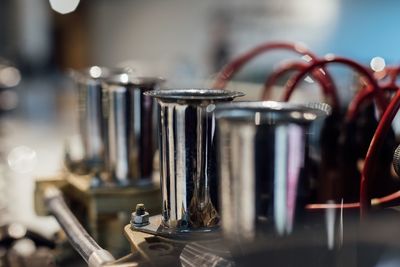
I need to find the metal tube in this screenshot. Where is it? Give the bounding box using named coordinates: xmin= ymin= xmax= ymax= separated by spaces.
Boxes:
xmin=103 ymin=75 xmax=164 ymax=185
xmin=215 ymin=101 xmax=330 ymax=244
xmin=145 ymin=89 xmax=244 ymax=232
xmin=71 ymin=67 xmax=126 ymax=173
xmin=43 ymin=187 xmax=115 ymax=267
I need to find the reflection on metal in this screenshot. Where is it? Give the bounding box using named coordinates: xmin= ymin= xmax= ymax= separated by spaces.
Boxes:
xmin=70 ymin=67 xmax=127 ymax=175
xmin=34 ymin=171 xmax=161 ymax=257
xmin=103 ymin=75 xmax=164 ymax=185
xmin=325 ymin=200 xmax=336 ymax=250
xmin=44 ymin=187 xmax=116 ymax=266
xmin=216 ymin=101 xmax=330 ymax=244
xmin=125 ymin=221 xmax=231 ymax=267
xmin=180 ymin=240 xmax=233 ymax=267
xmin=130 ymin=214 xmax=220 ymax=241
xmin=145 ymin=89 xmax=244 ymax=232
xmin=339 ymin=198 xmax=344 ymax=248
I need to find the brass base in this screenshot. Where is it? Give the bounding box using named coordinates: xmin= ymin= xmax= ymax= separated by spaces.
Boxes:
xmin=124 ymin=223 xmax=231 ymax=267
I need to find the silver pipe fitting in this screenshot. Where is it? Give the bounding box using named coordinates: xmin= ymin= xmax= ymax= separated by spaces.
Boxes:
xmin=215 ymin=101 xmax=330 ymax=244
xmin=145 ymin=89 xmax=244 ymax=232
xmin=103 ymin=75 xmax=164 ymax=185
xmin=70 ymin=66 xmax=126 ymax=173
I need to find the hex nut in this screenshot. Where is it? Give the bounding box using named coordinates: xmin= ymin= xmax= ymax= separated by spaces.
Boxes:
xmin=131 ymin=211 xmax=150 ymax=227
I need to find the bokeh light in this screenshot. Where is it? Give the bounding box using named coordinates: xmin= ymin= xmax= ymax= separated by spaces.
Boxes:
xmin=7 ymin=146 xmax=38 ymax=174
xmin=89 ymin=66 xmax=102 ymax=78
xmin=370 ymin=56 xmax=386 ymax=72
xmin=0 ymin=66 xmax=21 ymax=88
xmin=49 ymin=0 xmax=80 ymax=15
xmin=120 ymin=73 xmax=129 ymax=83
xmin=0 ymin=90 xmax=18 ymax=110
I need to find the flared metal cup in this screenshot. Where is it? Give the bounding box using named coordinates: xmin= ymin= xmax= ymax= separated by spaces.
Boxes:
xmin=215 ymin=101 xmax=330 ymax=245
xmin=70 ymin=66 xmax=127 ymax=172
xmin=103 ymin=74 xmax=165 ymax=185
xmin=145 ymin=89 xmax=244 ymax=232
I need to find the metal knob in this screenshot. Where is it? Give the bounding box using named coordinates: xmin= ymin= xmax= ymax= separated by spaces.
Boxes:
xmin=393 ymin=145 xmax=400 ymax=177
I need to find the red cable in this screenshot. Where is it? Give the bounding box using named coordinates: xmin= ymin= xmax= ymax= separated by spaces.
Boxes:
xmin=387 ymin=66 xmax=400 ymax=86
xmin=261 ymin=61 xmax=306 ymax=100
xmin=360 ymin=89 xmax=400 ymax=217
xmin=346 ymin=86 xmax=397 ymax=122
xmin=260 ymin=61 xmax=336 ymax=107
xmin=212 ymin=41 xmax=339 ymax=108
xmin=306 ymin=190 xmax=400 ymax=210
xmin=282 ymin=57 xmax=389 ymax=116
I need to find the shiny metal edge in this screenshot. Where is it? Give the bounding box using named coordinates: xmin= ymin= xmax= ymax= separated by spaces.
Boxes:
xmin=104 ymin=74 xmax=166 ymax=87
xmin=69 ymin=66 xmax=128 ymax=82
xmin=215 ymin=101 xmax=331 ymax=122
xmin=144 ymin=89 xmax=245 ymax=100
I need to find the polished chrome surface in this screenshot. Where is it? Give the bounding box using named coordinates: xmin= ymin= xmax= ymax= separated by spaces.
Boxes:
xmin=104 ymin=75 xmax=164 ymax=185
xmin=145 ymin=88 xmax=244 ymax=101
xmin=216 ymin=101 xmax=330 ymax=244
xmin=71 ymin=67 xmax=126 ymax=172
xmin=215 ymin=101 xmax=331 ymax=122
xmin=146 ymin=89 xmax=244 ymax=231
xmin=44 ymin=187 xmax=115 ymax=265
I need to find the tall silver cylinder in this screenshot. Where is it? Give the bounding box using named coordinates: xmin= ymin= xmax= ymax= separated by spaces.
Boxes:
xmin=215 ymin=101 xmax=330 ymax=245
xmin=145 ymin=89 xmax=244 ymax=231
xmin=103 ymin=75 xmax=164 ymax=185
xmin=71 ymin=66 xmax=126 ymax=171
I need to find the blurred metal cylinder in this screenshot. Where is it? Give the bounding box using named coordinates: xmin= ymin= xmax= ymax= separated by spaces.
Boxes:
xmin=71 ymin=66 xmax=125 ymax=171
xmin=215 ymin=101 xmax=330 ymax=244
xmin=104 ymin=75 xmax=164 ymax=185
xmin=145 ymin=89 xmax=244 ymax=231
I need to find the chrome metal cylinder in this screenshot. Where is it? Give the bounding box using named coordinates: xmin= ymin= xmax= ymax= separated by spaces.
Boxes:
xmin=215 ymin=101 xmax=330 ymax=244
xmin=145 ymin=89 xmax=244 ymax=231
xmin=104 ymin=75 xmax=164 ymax=185
xmin=71 ymin=67 xmax=125 ymax=171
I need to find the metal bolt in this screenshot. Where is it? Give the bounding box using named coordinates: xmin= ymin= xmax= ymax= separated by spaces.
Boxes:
xmin=131 ymin=203 xmax=150 ymax=227
xmin=135 ymin=203 xmax=146 ymax=215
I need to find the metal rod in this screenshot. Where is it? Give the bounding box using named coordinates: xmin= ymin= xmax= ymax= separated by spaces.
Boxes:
xmin=44 ymin=187 xmax=115 ymax=267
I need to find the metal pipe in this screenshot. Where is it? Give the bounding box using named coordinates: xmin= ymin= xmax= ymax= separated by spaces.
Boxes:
xmin=145 ymin=89 xmax=244 ymax=232
xmin=70 ymin=66 xmax=127 ymax=173
xmin=215 ymin=101 xmax=330 ymax=244
xmin=43 ymin=187 xmax=115 ymax=267
xmin=103 ymin=75 xmax=165 ymax=185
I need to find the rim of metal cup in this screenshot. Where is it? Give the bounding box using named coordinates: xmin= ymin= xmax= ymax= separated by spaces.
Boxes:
xmin=69 ymin=66 xmax=129 ymax=84
xmin=214 ymin=101 xmax=331 ymax=123
xmin=104 ymin=73 xmax=166 ymax=87
xmin=144 ymin=89 xmax=245 ymax=101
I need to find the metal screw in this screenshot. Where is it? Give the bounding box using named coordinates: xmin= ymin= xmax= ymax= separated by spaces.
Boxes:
xmin=135 ymin=203 xmax=146 ymax=215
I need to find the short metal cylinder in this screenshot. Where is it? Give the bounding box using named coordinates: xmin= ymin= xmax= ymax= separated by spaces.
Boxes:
xmin=71 ymin=66 xmax=125 ymax=171
xmin=104 ymin=75 xmax=164 ymax=185
xmin=215 ymin=101 xmax=330 ymax=244
xmin=145 ymin=89 xmax=244 ymax=231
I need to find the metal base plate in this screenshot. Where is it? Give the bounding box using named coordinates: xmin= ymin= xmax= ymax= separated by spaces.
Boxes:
xmin=130 ymin=215 xmax=221 ymax=241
